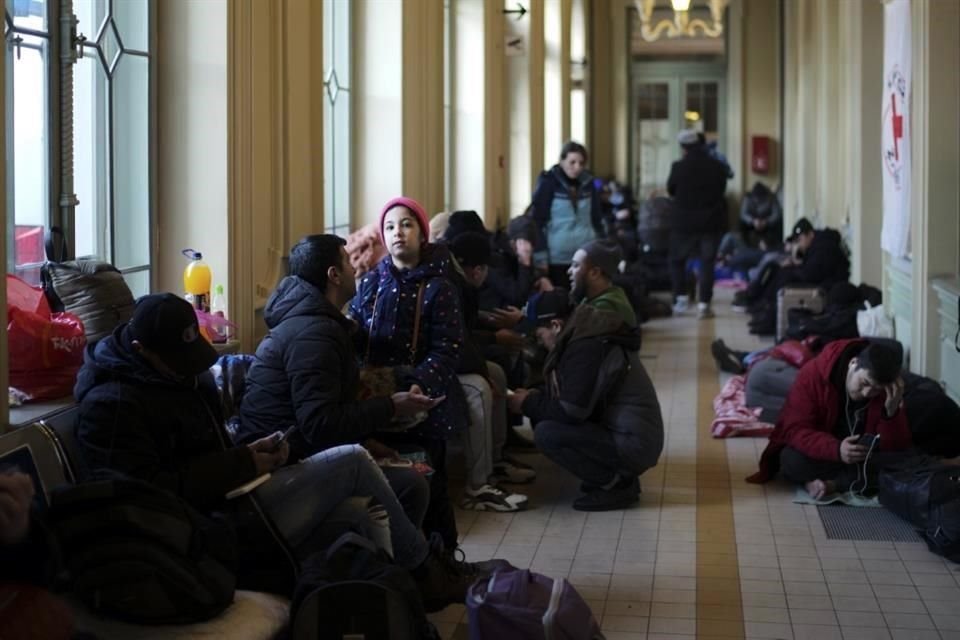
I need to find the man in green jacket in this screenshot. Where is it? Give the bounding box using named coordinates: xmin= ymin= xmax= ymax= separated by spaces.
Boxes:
xmin=568 ymin=240 xmax=637 ymax=327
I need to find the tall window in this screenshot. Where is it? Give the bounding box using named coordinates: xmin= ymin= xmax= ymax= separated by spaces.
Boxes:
xmin=322 ymin=0 xmax=351 ymax=236
xmin=4 ymin=0 xmax=153 ymax=295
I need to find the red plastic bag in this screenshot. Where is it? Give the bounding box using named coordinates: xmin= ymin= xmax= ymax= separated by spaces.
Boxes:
xmin=6 ymin=274 xmax=86 ymax=400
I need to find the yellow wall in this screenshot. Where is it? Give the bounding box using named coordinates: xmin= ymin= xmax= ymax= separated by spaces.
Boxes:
xmin=156 ymin=0 xmax=229 ymax=303
xmin=741 ymin=0 xmax=780 ymax=192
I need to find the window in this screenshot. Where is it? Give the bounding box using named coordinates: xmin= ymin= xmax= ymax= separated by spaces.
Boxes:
xmin=322 ymin=0 xmax=351 ymax=236
xmin=4 ymin=0 xmax=153 ymax=295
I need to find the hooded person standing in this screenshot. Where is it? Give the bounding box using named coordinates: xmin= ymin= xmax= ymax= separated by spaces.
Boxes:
xmin=666 ymin=129 xmax=729 ymax=319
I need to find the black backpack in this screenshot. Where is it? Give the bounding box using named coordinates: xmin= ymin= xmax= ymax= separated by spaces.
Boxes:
xmin=41 ymin=227 xmax=136 ymax=343
xmin=47 ymin=475 xmax=238 ymax=624
xmin=879 ymin=463 xmax=960 ymax=563
xmin=290 ymin=532 xmax=439 ymax=640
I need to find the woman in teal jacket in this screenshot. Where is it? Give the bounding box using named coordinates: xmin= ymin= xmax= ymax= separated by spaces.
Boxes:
xmin=531 ymin=141 xmax=604 ymax=286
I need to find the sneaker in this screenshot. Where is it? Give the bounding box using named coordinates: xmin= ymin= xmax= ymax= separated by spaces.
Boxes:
xmin=413 ymin=533 xmax=482 ymax=612
xmin=444 ymin=544 xmax=516 ymax=578
xmin=459 ymin=484 xmax=529 ymax=512
xmin=697 ymin=303 xmax=715 ymax=319
xmin=672 ymin=295 xmax=690 ymax=315
xmin=572 ymin=477 xmax=640 ymax=512
xmin=490 ymin=456 xmax=537 ymax=484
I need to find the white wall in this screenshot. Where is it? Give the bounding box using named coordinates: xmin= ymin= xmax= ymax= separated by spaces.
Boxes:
xmin=157 ymin=0 xmax=229 ymax=304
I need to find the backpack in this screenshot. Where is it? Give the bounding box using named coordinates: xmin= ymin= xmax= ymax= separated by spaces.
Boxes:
xmin=467 ymin=569 xmax=605 ymax=640
xmin=879 ymin=462 xmax=960 ymax=563
xmin=47 ymin=474 xmax=238 ymax=624
xmin=41 ymin=227 xmax=136 ymax=343
xmin=290 ymin=532 xmax=439 ymax=640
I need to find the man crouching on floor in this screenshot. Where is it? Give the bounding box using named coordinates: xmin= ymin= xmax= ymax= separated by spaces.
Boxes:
xmin=507 ymin=289 xmax=664 ymax=511
xmin=747 ymin=339 xmax=913 ymax=498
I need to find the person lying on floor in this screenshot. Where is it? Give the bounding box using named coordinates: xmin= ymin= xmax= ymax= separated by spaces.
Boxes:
xmin=507 ymin=290 xmax=663 ymax=511
xmin=74 ymin=293 xmax=500 ymax=611
xmin=746 ymin=339 xmax=914 ymax=499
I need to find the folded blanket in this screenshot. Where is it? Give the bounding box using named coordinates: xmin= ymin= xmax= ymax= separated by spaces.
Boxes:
xmin=711 ymin=374 xmax=775 ymax=438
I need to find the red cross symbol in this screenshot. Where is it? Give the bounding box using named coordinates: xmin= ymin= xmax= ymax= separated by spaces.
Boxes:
xmin=891 ymin=93 xmax=903 ymax=161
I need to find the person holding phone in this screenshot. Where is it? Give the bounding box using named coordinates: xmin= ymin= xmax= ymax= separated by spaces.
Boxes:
xmin=748 ymin=340 xmax=914 ymax=498
xmin=238 ymin=234 xmax=442 ymax=530
xmin=75 ymin=294 xmax=493 ymax=610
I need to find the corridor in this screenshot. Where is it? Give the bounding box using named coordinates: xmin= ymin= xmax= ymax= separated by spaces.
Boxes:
xmin=432 ymin=290 xmax=960 ymax=640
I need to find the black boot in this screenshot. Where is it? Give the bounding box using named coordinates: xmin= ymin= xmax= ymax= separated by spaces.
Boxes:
xmin=573 ymin=476 xmax=641 ymax=512
xmin=711 ymin=339 xmax=746 ymax=374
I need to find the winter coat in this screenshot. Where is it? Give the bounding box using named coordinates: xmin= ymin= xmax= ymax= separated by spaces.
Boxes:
xmin=584 ymin=285 xmax=638 ymax=328
xmin=747 ymin=339 xmax=912 ymax=483
xmin=666 ymin=146 xmax=729 ymax=234
xmin=348 ymin=244 xmax=468 ymax=438
xmin=531 ymin=165 xmax=603 ymax=266
xmin=478 ymin=231 xmax=537 ymax=311
xmin=236 ymin=276 xmax=394 ymax=461
xmin=783 ymin=228 xmax=850 ymax=288
xmin=739 ymin=183 xmax=783 ymax=246
xmin=522 ymin=306 xmax=664 ymax=474
xmin=73 ymin=326 xmax=296 ymax=593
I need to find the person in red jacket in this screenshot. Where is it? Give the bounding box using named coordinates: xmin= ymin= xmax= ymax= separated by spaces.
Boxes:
xmin=747 ymin=339 xmax=911 ymax=498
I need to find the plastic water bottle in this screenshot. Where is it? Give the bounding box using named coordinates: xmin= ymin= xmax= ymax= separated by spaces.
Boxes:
xmin=182 ymin=249 xmax=212 ymax=312
xmin=210 ymin=285 xmax=228 ymax=343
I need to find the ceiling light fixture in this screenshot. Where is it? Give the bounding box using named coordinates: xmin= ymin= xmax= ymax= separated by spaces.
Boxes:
xmin=635 ymin=0 xmax=729 ymax=42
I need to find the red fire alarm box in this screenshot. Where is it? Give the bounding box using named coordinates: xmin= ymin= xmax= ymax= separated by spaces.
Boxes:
xmin=751 ymin=136 xmax=772 ymax=174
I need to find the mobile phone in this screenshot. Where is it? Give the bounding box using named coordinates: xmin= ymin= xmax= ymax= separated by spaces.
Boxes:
xmin=856 ymin=433 xmax=880 ymax=449
xmin=271 ymin=424 xmax=298 ymax=451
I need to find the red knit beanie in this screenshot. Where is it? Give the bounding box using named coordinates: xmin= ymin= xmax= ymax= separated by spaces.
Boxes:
xmin=379 ymin=197 xmax=430 ymax=244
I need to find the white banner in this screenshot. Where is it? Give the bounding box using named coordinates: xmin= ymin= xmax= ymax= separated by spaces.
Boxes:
xmin=881 ymin=0 xmax=911 ymax=258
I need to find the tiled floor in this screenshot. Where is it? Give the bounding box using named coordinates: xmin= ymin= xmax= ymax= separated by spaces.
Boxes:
xmin=429 ymin=289 xmax=960 ymax=639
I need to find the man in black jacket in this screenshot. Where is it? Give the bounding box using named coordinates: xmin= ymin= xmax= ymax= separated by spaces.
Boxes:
xmin=667 ymin=129 xmax=729 ymax=319
xmin=745 ymin=218 xmax=851 ymax=334
xmin=237 ymin=235 xmax=437 ymax=528
xmin=508 ymin=290 xmax=664 ymax=511
xmin=75 ymin=293 xmax=482 ymax=610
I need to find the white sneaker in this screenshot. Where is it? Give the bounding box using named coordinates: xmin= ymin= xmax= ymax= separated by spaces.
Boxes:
xmin=697 ymin=303 xmax=715 ymax=319
xmin=490 ymin=456 xmax=537 ymax=484
xmin=459 ymin=484 xmax=529 ymax=512
xmin=672 ymin=295 xmax=690 ymax=315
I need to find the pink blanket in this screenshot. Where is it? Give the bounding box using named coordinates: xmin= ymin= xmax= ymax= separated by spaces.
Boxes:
xmin=711 ymin=374 xmax=774 ymax=438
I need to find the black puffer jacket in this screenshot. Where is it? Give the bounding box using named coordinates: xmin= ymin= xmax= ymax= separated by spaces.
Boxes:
xmin=784 ymin=228 xmax=850 ymax=288
xmin=522 ymin=306 xmax=664 ymax=475
xmin=73 ymin=326 xmax=295 ymax=593
xmin=666 ymin=146 xmax=729 ymax=233
xmin=236 ymin=276 xmax=394 ymax=461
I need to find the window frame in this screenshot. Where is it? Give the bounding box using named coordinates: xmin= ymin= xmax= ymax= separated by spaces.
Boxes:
xmin=4 ymin=0 xmax=156 ymax=293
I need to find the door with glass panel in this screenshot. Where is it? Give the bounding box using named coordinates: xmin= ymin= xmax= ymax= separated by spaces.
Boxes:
xmin=631 ymin=64 xmax=726 ymax=200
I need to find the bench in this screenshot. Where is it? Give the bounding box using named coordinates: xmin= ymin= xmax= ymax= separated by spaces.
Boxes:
xmin=0 ymin=407 xmax=291 ymax=639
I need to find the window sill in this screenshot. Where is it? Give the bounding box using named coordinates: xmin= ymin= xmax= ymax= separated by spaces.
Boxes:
xmin=9 ymin=396 xmax=75 ymax=429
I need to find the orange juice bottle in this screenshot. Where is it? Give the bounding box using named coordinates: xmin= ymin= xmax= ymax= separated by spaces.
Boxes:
xmin=182 ymin=249 xmax=212 ymax=312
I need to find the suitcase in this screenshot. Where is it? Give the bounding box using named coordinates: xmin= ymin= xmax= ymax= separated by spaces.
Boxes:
xmin=776 ymin=286 xmax=824 ymax=342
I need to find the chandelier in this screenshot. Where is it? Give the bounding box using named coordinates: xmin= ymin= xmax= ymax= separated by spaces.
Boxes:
xmin=635 ymin=0 xmax=729 ymax=42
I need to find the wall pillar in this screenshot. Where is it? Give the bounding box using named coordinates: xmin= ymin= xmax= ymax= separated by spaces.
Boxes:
xmin=529 ymin=0 xmax=546 ymax=189
xmin=588 ymin=0 xmax=613 ymax=177
xmin=402 ymin=0 xmax=445 ymax=216
xmin=227 ymin=0 xmax=324 ymax=350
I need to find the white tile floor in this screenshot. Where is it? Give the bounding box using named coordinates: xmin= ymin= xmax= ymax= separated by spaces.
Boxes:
xmin=428 ymin=289 xmax=960 ymax=639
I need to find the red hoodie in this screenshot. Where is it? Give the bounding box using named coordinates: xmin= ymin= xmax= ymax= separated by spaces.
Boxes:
xmin=746 ymin=338 xmax=912 ymax=483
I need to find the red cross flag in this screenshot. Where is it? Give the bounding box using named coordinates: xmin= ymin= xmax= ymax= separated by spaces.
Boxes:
xmin=881 ymin=0 xmax=911 ymax=258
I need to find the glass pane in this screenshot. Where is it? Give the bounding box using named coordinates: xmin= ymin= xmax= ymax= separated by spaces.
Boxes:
xmin=113 ymin=0 xmax=149 ymax=52
xmin=112 ymin=53 xmax=150 ymax=269
xmin=324 ymin=89 xmax=351 ymax=234
xmin=332 ymin=0 xmax=349 ymax=89
xmin=74 ymin=0 xmax=108 ymax=42
xmin=123 ymin=269 xmax=150 ymax=298
xmin=10 ymin=33 xmax=49 ymax=267
xmin=9 ymin=0 xmax=46 ymax=30
xmin=74 ymin=48 xmax=109 ymax=259
xmin=322 ymin=0 xmax=332 ymax=76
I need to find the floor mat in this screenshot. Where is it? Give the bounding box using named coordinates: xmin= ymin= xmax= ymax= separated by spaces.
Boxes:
xmin=817 ymin=504 xmax=922 ymax=542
